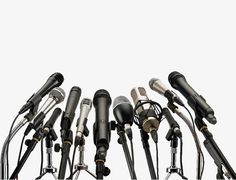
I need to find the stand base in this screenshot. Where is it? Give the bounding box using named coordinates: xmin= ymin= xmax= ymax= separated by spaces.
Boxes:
xmin=165 ymin=167 xmax=188 ymax=180
xmin=35 ymin=166 xmax=57 ymax=180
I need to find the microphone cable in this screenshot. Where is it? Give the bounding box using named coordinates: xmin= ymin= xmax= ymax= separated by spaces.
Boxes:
xmin=183 ymin=105 xmax=205 ymax=179
xmin=40 ymin=139 xmax=44 ymax=176
xmin=68 ymin=145 xmax=77 ymax=179
xmin=6 ymin=113 xmax=20 ymax=179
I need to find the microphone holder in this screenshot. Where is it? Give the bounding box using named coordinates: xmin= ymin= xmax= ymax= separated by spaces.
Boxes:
xmin=111 ymin=122 xmax=137 ymax=180
xmin=35 ymin=129 xmax=58 ymax=180
xmin=167 ymin=102 xmax=203 ymax=179
xmin=139 ymin=129 xmax=157 ymax=180
xmin=195 ymin=115 xmax=236 ymax=179
xmin=165 ymin=129 xmax=188 ymax=180
xmin=70 ymin=136 xmax=96 ymax=180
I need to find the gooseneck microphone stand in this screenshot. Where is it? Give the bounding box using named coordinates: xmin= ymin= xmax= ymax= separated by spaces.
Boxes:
xmin=195 ymin=114 xmax=236 ymax=179
xmin=165 ymin=129 xmax=187 ymax=180
xmin=35 ymin=129 xmax=58 ymax=179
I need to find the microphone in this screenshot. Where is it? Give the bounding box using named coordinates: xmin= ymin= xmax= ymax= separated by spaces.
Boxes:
xmin=93 ymin=89 xmax=112 ymax=178
xmin=168 ymin=71 xmax=217 ymax=124
xmin=149 ymin=78 xmax=184 ymax=106
xmin=58 ymin=86 xmax=81 ymax=180
xmin=162 ymin=108 xmax=182 ymax=138
xmin=19 ymin=72 xmax=64 ymax=114
xmin=24 ymin=87 xmax=65 ymax=136
xmin=75 ymin=98 xmax=92 ymax=146
xmin=10 ymin=108 xmax=61 ymax=179
xmin=60 ymin=86 xmax=81 ymax=136
xmin=113 ymin=96 xmax=134 ymax=140
xmin=131 ymin=87 xmax=161 ymax=143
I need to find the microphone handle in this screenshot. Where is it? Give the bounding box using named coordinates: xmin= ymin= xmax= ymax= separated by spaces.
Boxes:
xmin=58 ymin=130 xmax=73 ymax=179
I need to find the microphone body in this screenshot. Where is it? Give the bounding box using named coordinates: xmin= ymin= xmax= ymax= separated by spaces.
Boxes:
xmin=162 ymin=108 xmax=182 ymax=137
xmin=10 ymin=108 xmax=61 ymax=179
xmin=19 ymin=72 xmax=64 ymax=114
xmin=149 ymin=78 xmax=184 ymax=106
xmin=93 ymin=89 xmax=112 ymax=178
xmin=75 ymin=98 xmax=92 ymax=146
xmin=58 ymin=86 xmax=81 ymax=180
xmin=168 ymin=71 xmax=216 ymax=124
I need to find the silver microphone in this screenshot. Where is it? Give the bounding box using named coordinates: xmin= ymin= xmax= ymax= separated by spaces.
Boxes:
xmin=149 ymin=78 xmax=184 ymax=106
xmin=75 ymin=98 xmax=92 ymax=144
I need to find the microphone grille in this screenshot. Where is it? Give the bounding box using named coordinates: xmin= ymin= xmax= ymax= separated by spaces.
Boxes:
xmin=113 ymin=96 xmax=131 ymax=109
xmin=168 ymin=71 xmax=184 ymax=85
xmin=51 ymin=72 xmax=64 ymax=85
xmin=149 ymin=78 xmax=159 ymax=90
xmin=50 ymin=87 xmax=66 ymax=103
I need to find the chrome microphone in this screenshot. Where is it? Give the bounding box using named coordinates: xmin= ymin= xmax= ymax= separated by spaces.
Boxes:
xmin=75 ymin=98 xmax=92 ymax=146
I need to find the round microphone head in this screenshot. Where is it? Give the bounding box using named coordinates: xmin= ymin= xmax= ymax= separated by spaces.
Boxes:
xmin=149 ymin=78 xmax=159 ymax=90
xmin=93 ymin=89 xmax=112 ymax=106
xmin=168 ymin=71 xmax=185 ymax=88
xmin=49 ymin=87 xmax=66 ymax=103
xmin=50 ymin=72 xmax=64 ymax=86
xmin=113 ymin=96 xmax=134 ymax=126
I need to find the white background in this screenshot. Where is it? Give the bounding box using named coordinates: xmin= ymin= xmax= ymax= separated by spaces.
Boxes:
xmin=0 ymin=1 xmax=236 ymax=179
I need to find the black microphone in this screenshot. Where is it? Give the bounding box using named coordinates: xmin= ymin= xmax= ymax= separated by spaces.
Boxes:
xmin=93 ymin=89 xmax=112 ymax=178
xmin=131 ymin=87 xmax=161 ymax=143
xmin=168 ymin=71 xmax=217 ymax=124
xmin=75 ymin=98 xmax=92 ymax=146
xmin=162 ymin=107 xmax=182 ymax=138
xmin=113 ymin=96 xmax=134 ymax=140
xmin=10 ymin=108 xmax=61 ymax=179
xmin=58 ymin=86 xmax=81 ymax=180
xmin=149 ymin=78 xmax=184 ymax=106
xmin=19 ymin=72 xmax=64 ymax=114
xmin=60 ymin=86 xmax=81 ymax=136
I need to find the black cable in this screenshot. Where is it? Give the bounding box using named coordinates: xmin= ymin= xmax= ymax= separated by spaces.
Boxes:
xmin=40 ymin=139 xmax=44 ymax=176
xmin=130 ymin=139 xmax=135 ymax=168
xmin=155 ymin=143 xmax=159 ymax=180
xmin=6 ymin=113 xmax=20 ymax=179
xmin=69 ymin=145 xmax=77 ymax=179
xmin=183 ymin=105 xmax=205 ymax=179
xmin=180 ymin=137 xmax=184 ymax=175
xmin=17 ymin=135 xmax=26 ymax=164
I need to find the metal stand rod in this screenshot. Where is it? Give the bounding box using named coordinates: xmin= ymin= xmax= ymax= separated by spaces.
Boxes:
xmin=35 ymin=133 xmax=57 ymax=180
xmin=117 ymin=130 xmax=137 ymax=180
xmin=140 ymin=129 xmax=157 ymax=180
xmin=165 ymin=136 xmax=187 ymax=180
xmin=72 ymin=137 xmax=96 ymax=180
xmin=168 ymin=103 xmax=203 ymax=179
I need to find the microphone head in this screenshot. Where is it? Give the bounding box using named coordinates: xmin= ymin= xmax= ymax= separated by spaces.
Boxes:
xmin=49 ymin=87 xmax=66 ymax=103
xmin=93 ymin=89 xmax=112 ymax=107
xmin=168 ymin=71 xmax=185 ymax=89
xmin=149 ymin=78 xmax=167 ymax=95
xmin=49 ymin=72 xmax=64 ymax=86
xmin=113 ymin=96 xmax=134 ymax=126
xmin=131 ymin=87 xmax=148 ymax=106
xmin=81 ymin=98 xmax=92 ymax=108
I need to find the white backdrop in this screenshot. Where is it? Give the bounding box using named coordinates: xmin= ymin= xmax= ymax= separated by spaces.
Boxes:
xmin=0 ymin=1 xmax=236 ymax=179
